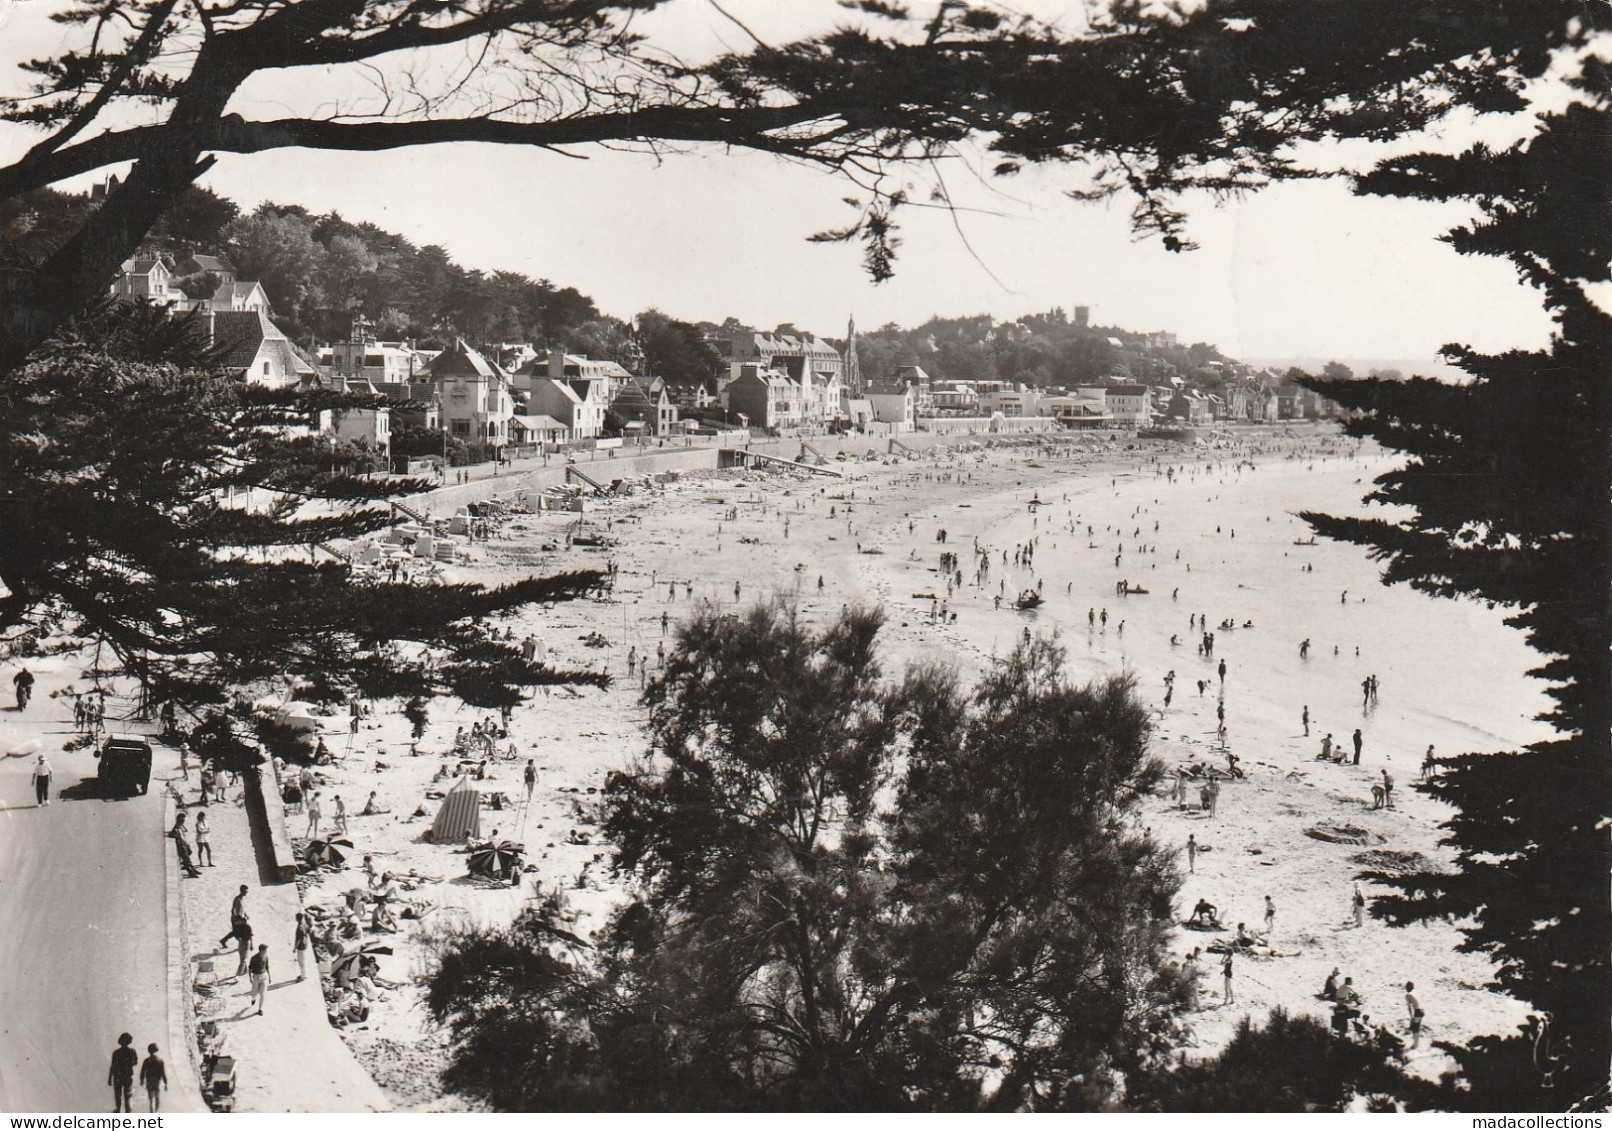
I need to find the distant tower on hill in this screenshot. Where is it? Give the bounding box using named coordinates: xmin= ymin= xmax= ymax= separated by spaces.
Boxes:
xmin=1075 ymin=305 xmax=1091 ymax=329
xmin=843 ymin=315 xmax=863 ymax=395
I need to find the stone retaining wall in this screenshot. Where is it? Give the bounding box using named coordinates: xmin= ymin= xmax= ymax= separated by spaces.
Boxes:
xmin=244 ymin=760 xmax=299 ymax=883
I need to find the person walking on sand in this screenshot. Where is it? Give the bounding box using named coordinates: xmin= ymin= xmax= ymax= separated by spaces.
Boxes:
xmin=1421 ymin=744 xmax=1436 ymax=780
xmin=31 ymin=753 xmax=51 ymax=806
xmin=13 ymin=665 xmax=34 ymax=710
xmin=1381 ymin=768 xmax=1395 ymax=809
xmin=220 ymin=885 xmax=249 ymax=950
xmin=305 ymin=791 xmax=322 ymax=839
xmin=294 ymin=912 xmax=310 ymax=981
xmin=1221 ymin=951 xmax=1235 ymax=1005
xmin=524 ymin=759 xmax=537 ymax=797
xmin=1186 ymin=834 xmax=1198 ymax=874
xmin=248 ymin=944 xmax=270 ymax=1015
xmin=1264 ymin=895 xmax=1276 ymax=935
xmin=233 ymin=916 xmax=255 ymax=978
xmin=1352 ymin=728 xmax=1363 ymax=765
xmin=1302 ymin=705 xmax=1310 ymax=737
xmin=139 ymin=1044 xmax=166 ymax=1112
xmin=1352 ymin=883 xmax=1367 ymax=929
xmin=108 ymin=1033 xmax=137 ymax=1113
xmin=1405 ymin=982 xmax=1424 ymax=1049
xmin=333 ymin=794 xmax=348 ymax=835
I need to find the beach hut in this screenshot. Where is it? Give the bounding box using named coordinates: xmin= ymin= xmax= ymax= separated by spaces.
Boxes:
xmin=428 ymin=778 xmax=481 ymax=843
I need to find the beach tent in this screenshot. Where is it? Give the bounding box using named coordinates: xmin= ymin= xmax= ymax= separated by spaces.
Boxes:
xmin=429 ymin=778 xmax=481 ymax=843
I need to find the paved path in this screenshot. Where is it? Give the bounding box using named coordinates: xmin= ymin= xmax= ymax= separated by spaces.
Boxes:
xmin=0 ymin=685 xmax=202 ymax=1113
xmin=177 ymin=766 xmax=390 ymax=1112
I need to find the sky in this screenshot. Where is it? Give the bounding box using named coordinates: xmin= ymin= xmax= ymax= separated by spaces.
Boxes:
xmin=0 ymin=0 xmax=1563 ymax=371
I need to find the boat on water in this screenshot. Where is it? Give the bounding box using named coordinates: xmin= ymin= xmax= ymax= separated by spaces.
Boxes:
xmin=1015 ymin=590 xmax=1044 ymax=610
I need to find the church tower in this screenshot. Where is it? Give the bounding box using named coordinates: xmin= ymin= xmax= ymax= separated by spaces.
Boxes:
xmin=843 ymin=315 xmax=863 ymax=395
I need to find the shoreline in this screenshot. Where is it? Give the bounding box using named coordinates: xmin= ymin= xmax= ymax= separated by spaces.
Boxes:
xmin=301 ymin=427 xmax=1546 ymax=1107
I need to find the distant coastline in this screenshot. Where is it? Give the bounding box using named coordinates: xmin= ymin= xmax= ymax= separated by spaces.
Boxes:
xmin=1246 ymin=357 xmax=1464 ymax=380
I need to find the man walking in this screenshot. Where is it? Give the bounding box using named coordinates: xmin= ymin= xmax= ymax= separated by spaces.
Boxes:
xmin=523 ymin=759 xmax=537 ymax=798
xmin=108 ymin=1033 xmax=137 ymax=1113
xmin=1302 ymin=705 xmax=1310 ymax=737
xmin=1264 ymin=895 xmax=1276 ymax=935
xmin=13 ymin=665 xmax=34 ymax=710
xmin=1186 ymin=833 xmax=1198 ymax=874
xmin=220 ymin=885 xmax=249 ymax=949
xmin=248 ymin=944 xmax=270 ymax=1015
xmin=305 ymin=791 xmax=322 ymax=839
xmin=139 ymin=1043 xmax=167 ymax=1112
xmin=31 ymin=753 xmax=51 ymax=806
xmin=1381 ymin=768 xmax=1395 ymax=809
xmin=1352 ymin=728 xmax=1363 ymax=765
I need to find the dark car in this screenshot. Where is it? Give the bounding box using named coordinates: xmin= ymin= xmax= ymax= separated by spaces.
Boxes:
xmin=97 ymin=736 xmax=152 ymax=796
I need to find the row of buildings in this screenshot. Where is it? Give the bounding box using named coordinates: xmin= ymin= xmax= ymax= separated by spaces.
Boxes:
xmin=925 ymin=375 xmax=1344 ymax=427
xmin=110 ymin=253 xmax=1341 ymax=459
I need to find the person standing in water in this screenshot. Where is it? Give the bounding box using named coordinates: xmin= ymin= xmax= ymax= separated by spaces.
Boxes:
xmin=1302 ymin=705 xmax=1311 ymax=737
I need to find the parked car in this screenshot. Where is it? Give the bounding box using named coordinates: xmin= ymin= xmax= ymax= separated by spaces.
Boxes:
xmin=97 ymin=736 xmax=152 ymax=796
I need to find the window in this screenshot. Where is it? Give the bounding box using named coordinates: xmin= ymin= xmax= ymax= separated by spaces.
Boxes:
xmin=451 ymin=421 xmax=470 ymax=437
xmin=263 ymin=361 xmax=271 ymax=376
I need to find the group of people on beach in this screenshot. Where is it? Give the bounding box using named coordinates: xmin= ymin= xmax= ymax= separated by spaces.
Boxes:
xmin=1319 ymin=967 xmax=1425 ymax=1051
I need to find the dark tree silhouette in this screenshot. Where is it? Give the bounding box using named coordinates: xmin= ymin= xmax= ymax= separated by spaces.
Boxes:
xmin=1299 ymin=79 xmax=1611 ymax=1110
xmin=0 ymin=0 xmax=1589 ymax=368
xmin=0 ymin=300 xmax=606 ymax=714
xmin=426 ymin=605 xmax=1187 ymax=1110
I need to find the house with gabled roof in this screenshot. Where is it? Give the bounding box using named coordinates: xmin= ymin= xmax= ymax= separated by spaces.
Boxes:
xmin=209 ymin=309 xmax=316 ymax=388
xmin=111 ymin=256 xmax=180 ymax=306
xmin=429 ymin=338 xmax=515 ymax=451
xmin=726 ymin=363 xmax=803 ymax=431
xmin=177 ymin=253 xmax=236 ymax=287
xmin=611 ymin=376 xmax=678 ymax=437
xmin=514 ymin=349 xmax=611 ymax=440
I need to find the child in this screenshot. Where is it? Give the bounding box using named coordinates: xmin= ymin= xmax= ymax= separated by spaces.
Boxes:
xmin=139 ymin=1044 xmax=167 ymax=1112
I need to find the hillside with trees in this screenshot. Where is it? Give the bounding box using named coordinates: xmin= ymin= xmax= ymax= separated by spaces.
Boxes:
xmin=0 ymin=184 xmax=601 ymax=347
xmin=841 ymin=309 xmax=1234 ymax=388
xmin=2 ymin=184 xmax=1235 ymax=390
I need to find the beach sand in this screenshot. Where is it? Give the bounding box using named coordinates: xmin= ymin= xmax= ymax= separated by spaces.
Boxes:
xmin=299 ymin=430 xmax=1550 ymax=1106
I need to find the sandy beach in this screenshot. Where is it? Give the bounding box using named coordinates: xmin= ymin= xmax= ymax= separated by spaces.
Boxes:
xmin=274 ymin=429 xmax=1550 ymax=1107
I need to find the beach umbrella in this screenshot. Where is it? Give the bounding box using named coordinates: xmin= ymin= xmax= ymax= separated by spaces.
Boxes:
xmin=330 ymin=941 xmax=394 ymax=982
xmin=467 ymin=839 xmax=525 ymax=879
xmin=302 ymin=837 xmax=354 ymax=870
